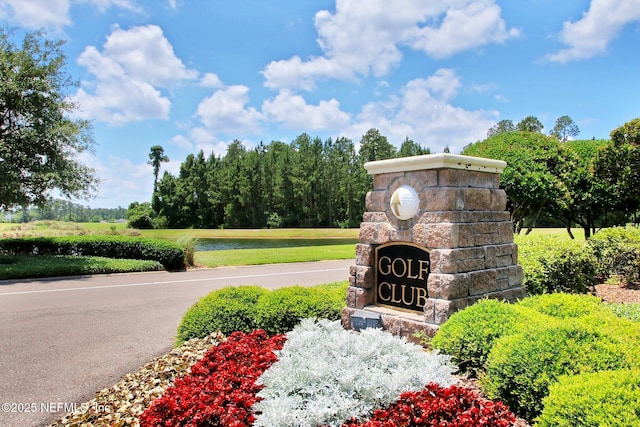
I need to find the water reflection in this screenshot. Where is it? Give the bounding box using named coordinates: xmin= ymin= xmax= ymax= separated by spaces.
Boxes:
xmin=196 ymin=238 xmax=357 ymax=251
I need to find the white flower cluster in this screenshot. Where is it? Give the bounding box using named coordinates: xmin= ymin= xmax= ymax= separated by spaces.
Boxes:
xmin=253 ymin=318 xmax=456 ymax=427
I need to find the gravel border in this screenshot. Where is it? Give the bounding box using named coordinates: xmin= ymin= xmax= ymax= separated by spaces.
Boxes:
xmin=48 ymin=333 xmax=225 ymax=427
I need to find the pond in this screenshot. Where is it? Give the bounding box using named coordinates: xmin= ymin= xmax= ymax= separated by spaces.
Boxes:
xmin=195 ymin=238 xmax=358 ymax=251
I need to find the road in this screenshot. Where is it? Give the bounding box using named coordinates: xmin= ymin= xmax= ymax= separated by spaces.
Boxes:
xmin=0 ymin=259 xmax=353 ymax=427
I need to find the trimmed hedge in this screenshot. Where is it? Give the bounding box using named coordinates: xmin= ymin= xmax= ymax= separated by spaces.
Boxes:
xmin=253 ymin=285 xmax=346 ymax=335
xmin=588 ymin=225 xmax=640 ymax=283
xmin=517 ymin=293 xmax=612 ymax=319
xmin=0 ymin=236 xmax=185 ymax=270
xmin=481 ymin=320 xmax=633 ymax=421
xmin=434 ymin=293 xmax=640 ymax=422
xmin=514 ymin=234 xmax=597 ymax=295
xmin=175 ymin=281 xmax=349 ymax=345
xmin=536 ymin=369 xmax=640 ymax=427
xmin=175 ymin=286 xmax=269 ymax=344
xmin=431 ymin=299 xmax=547 ymax=377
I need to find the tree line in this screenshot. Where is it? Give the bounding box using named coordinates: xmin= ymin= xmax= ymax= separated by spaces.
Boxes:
xmin=131 ymin=129 xmax=430 ymax=229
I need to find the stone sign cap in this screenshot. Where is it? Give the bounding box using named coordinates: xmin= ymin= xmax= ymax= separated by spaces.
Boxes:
xmin=364 ymin=153 xmax=507 ymax=175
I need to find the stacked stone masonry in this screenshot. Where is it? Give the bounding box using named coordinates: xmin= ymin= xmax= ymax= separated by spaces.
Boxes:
xmin=343 ymin=161 xmax=526 ymax=337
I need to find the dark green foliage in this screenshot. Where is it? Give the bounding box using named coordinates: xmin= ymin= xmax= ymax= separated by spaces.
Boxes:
xmin=126 ymin=202 xmax=155 ymax=229
xmin=536 ymin=369 xmax=640 ymax=427
xmin=588 ymin=225 xmax=640 ymax=282
xmin=515 ymin=234 xmax=597 ymax=294
xmin=431 ymin=299 xmax=546 ymax=377
xmin=0 ymin=29 xmax=97 ymax=209
xmin=253 ymin=285 xmax=346 ymax=335
xmin=152 ymin=128 xmax=424 ymax=229
xmin=462 ymin=132 xmax=565 ymax=232
xmin=482 ymin=321 xmax=634 ymax=420
xmin=175 ymin=286 xmax=269 ymax=344
xmin=0 ymin=255 xmax=162 ymax=280
xmin=0 ymin=236 xmax=185 ymax=270
xmin=175 ymin=281 xmax=349 ymax=345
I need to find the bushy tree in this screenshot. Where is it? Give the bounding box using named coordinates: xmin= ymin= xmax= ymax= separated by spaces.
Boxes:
xmin=0 ymin=28 xmax=98 ymax=209
xmin=516 ymin=115 xmax=544 ymax=133
xmin=462 ymin=132 xmax=566 ymax=232
xmin=487 ymin=119 xmax=515 ymax=138
xmin=550 ymin=115 xmax=580 ymax=142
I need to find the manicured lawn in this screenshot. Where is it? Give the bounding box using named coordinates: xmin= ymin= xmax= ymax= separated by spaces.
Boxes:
xmin=195 ymin=244 xmax=355 ymax=267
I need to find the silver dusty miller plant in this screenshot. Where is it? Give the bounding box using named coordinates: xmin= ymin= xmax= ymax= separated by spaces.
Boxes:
xmin=253 ymin=318 xmax=457 ymax=427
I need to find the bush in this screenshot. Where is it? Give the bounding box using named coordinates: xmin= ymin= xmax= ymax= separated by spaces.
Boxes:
xmin=515 ymin=234 xmax=597 ymax=294
xmin=481 ymin=321 xmax=633 ymax=420
xmin=536 ymin=369 xmax=640 ymax=427
xmin=175 ymin=286 xmax=268 ymax=344
xmin=175 ymin=281 xmax=349 ymax=345
xmin=431 ymin=299 xmax=547 ymax=377
xmin=0 ymin=236 xmax=185 ymax=270
xmin=517 ymin=292 xmax=611 ymax=319
xmin=253 ymin=284 xmax=346 ymax=335
xmin=588 ymin=225 xmax=640 ymax=283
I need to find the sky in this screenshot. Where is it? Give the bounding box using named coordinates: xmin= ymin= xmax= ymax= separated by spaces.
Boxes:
xmin=1 ymin=0 xmax=639 ymax=209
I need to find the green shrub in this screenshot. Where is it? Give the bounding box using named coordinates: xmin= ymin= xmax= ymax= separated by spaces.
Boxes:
xmin=431 ymin=299 xmax=547 ymax=377
xmin=517 ymin=293 xmax=611 ymax=319
xmin=535 ymin=369 xmax=640 ymax=427
xmin=481 ymin=321 xmax=633 ymax=420
xmin=588 ymin=225 xmax=640 ymax=283
xmin=175 ymin=286 xmax=268 ymax=345
xmin=0 ymin=236 xmax=185 ymax=270
xmin=515 ymin=234 xmax=597 ymax=295
xmin=254 ymin=284 xmax=347 ymax=335
xmin=175 ymin=281 xmax=349 ymax=345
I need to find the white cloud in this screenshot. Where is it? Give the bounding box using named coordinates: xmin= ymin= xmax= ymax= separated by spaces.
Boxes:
xmin=70 ymin=25 xmax=198 ymax=125
xmin=262 ymin=0 xmax=518 ymax=90
xmin=347 ymin=69 xmax=496 ymax=153
xmin=0 ymin=0 xmax=141 ymax=31
xmin=406 ymin=0 xmax=521 ymax=58
xmin=546 ymin=0 xmax=640 ymax=63
xmin=81 ymin=153 xmax=154 ymax=208
xmin=0 ymin=0 xmax=71 ymax=31
xmin=200 ymin=72 xmax=224 ymax=89
xmin=77 ymin=0 xmax=140 ymax=13
xmin=101 ymin=25 xmax=198 ymax=87
xmin=195 ymin=85 xmax=264 ymax=134
xmin=169 ymin=134 xmax=193 ymax=150
xmin=262 ymin=89 xmax=351 ymax=130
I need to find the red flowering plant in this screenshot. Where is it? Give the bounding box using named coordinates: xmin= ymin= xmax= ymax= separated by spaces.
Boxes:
xmin=140 ymin=329 xmax=285 ymax=427
xmin=340 ymin=383 xmax=516 ymax=427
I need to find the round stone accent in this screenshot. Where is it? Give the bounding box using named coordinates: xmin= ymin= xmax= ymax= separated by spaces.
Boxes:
xmin=389 ymin=185 xmax=420 ymax=220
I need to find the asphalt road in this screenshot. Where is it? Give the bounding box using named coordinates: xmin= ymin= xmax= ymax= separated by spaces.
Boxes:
xmin=0 ymin=259 xmax=353 ymax=427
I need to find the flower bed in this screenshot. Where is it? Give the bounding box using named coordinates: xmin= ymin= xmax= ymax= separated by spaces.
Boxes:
xmin=140 ymin=320 xmax=517 ymax=427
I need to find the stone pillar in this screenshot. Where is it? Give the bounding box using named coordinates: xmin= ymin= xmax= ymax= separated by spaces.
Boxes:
xmin=342 ymin=153 xmax=526 ymax=337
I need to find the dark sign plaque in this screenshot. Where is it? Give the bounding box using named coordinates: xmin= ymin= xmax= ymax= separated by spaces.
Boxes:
xmin=374 ymin=243 xmax=430 ymax=312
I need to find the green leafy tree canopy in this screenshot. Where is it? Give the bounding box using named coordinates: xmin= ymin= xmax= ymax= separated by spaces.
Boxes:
xmin=0 ymin=28 xmax=98 ymax=209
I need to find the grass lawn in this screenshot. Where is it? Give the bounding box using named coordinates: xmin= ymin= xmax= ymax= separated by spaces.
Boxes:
xmin=195 ymin=244 xmax=355 ymax=267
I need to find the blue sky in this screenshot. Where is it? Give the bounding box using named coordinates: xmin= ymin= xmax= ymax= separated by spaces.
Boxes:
xmin=1 ymin=0 xmax=639 ymax=208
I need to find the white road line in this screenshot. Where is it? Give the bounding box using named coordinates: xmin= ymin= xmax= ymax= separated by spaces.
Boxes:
xmin=0 ymin=268 xmax=346 ymax=296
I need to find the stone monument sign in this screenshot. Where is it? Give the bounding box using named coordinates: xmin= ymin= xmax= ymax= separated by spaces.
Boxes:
xmin=343 ymin=153 xmax=526 ymax=336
